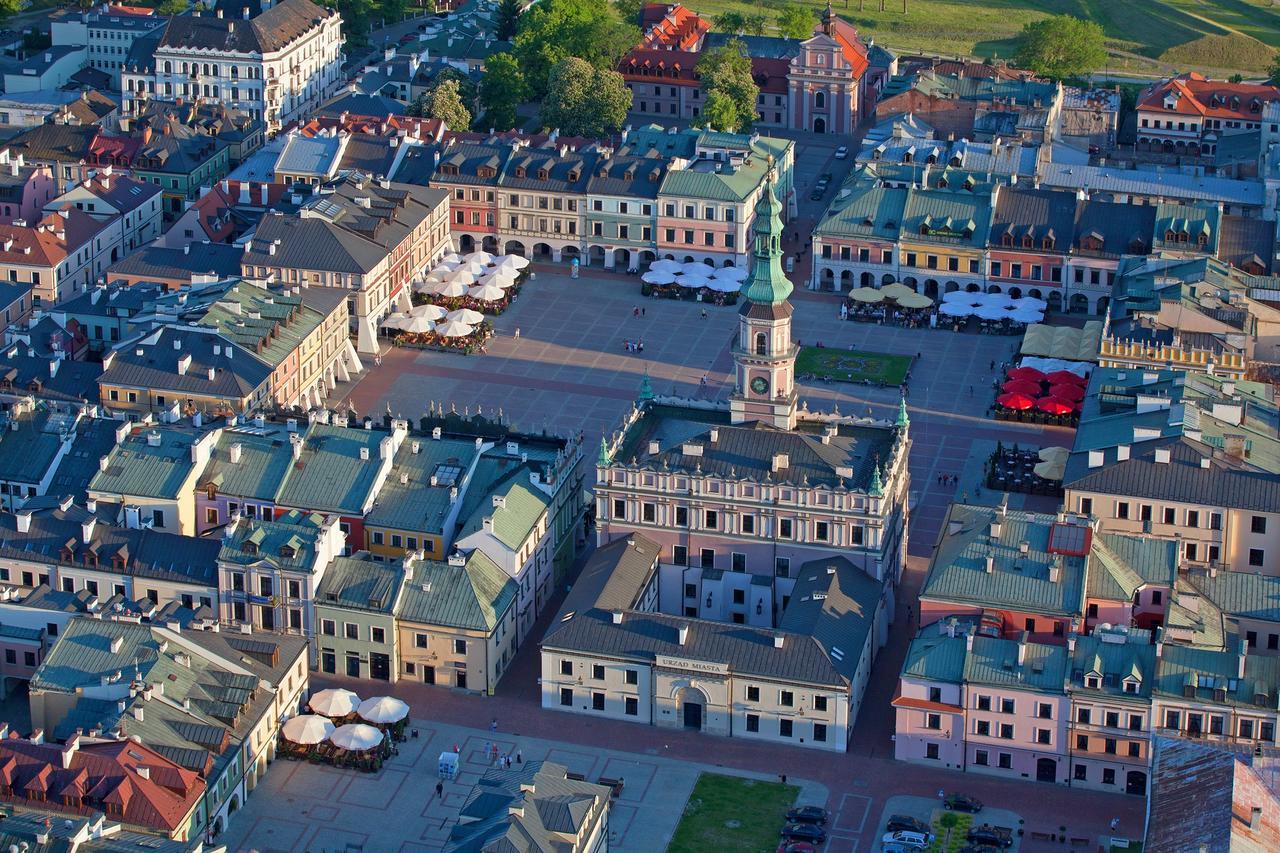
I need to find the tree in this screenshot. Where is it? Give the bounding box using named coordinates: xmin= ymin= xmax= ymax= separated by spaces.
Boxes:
xmin=330 ymin=0 xmax=373 ymax=48
xmin=715 ymin=11 xmax=746 ymax=34
xmin=1269 ymin=52 xmax=1280 ymax=85
xmin=496 ymin=0 xmax=522 ymax=40
xmin=155 ymin=0 xmax=188 ymax=13
xmin=695 ymin=39 xmax=758 ymax=132
xmin=513 ymin=0 xmax=639 ymax=97
xmin=1015 ymin=15 xmax=1107 ymax=80
xmin=743 ymin=13 xmax=768 ymax=36
xmin=379 ymin=0 xmax=407 ymax=24
xmin=775 ymin=3 xmax=815 ymax=40
xmin=412 ymin=78 xmax=471 ymax=130
xmin=479 ymin=52 xmax=527 ymax=131
xmin=540 ymin=57 xmax=632 ymax=137
xmin=613 ymin=0 xmax=643 ymax=25
xmin=434 ymin=66 xmax=478 ymax=110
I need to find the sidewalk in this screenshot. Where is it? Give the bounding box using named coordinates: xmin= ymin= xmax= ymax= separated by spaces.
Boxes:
xmin=218 ymin=716 xmax=828 ymax=852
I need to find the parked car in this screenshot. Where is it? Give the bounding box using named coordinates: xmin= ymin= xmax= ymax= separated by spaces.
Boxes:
xmin=944 ymin=794 xmax=984 ymax=813
xmin=785 ymin=806 xmax=828 ymax=824
xmin=776 ymin=843 xmax=816 ymax=853
xmin=809 ymin=188 xmax=826 ymax=201
xmin=966 ymin=825 xmax=1013 ymax=848
xmin=881 ymin=830 xmax=932 ymax=849
xmin=883 ymin=844 xmax=920 ymax=853
xmin=398 ymin=33 xmax=416 ymax=43
xmin=834 ymin=146 xmax=849 ymax=159
xmin=886 ymin=815 xmax=931 ymax=835
xmin=781 ymin=823 xmax=827 ymax=843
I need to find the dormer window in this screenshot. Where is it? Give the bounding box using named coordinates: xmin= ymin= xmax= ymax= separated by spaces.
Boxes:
xmin=567 ymin=170 xmax=579 ymax=182
xmin=918 ymin=223 xmax=929 ymax=235
xmin=514 ymin=167 xmax=525 ymax=178
xmin=1001 ymin=232 xmax=1013 ymax=247
xmin=536 ymin=169 xmax=548 ymax=180
xmin=1123 ymin=680 xmax=1139 ymax=694
xmin=280 ymin=545 xmax=296 ymax=559
xmin=937 ymin=177 xmax=948 ymax=188
xmin=1085 ymin=675 xmax=1101 ymax=689
xmin=1177 ymin=230 xmax=1188 ymax=243
xmin=1165 ymin=229 xmax=1177 ymax=242
xmin=242 ymin=541 xmax=258 ymax=555
xmin=1042 ymin=236 xmax=1055 ymax=251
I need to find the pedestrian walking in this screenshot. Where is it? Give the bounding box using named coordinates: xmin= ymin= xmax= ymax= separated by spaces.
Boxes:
xmin=490 ymin=718 xmax=498 ymax=733
xmin=374 ymin=353 xmax=382 ymax=367
xmin=641 ymin=307 xmax=646 ymax=317
xmin=516 ymin=750 xmax=523 ymax=764
xmin=700 ymin=308 xmax=708 ymax=320
xmin=483 ymin=741 xmax=490 ymax=757
xmin=700 ymin=373 xmax=708 ymax=387
xmin=633 ymin=306 xmax=639 ymax=318
xmin=514 ymin=327 xmax=521 ymax=340
xmin=989 ymin=359 xmax=995 ymax=370
xmin=435 ymin=781 xmax=443 ymax=798
xmin=1110 ymin=818 xmax=1120 ymax=831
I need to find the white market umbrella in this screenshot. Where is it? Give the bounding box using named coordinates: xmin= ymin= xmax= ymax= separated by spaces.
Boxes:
xmin=675 ymin=274 xmax=710 ymax=289
xmin=713 ymin=266 xmax=747 ymax=281
xmin=457 ymin=260 xmax=487 ymax=276
xmin=409 ymin=304 xmax=448 ymax=320
xmin=978 ymin=292 xmax=1015 ymax=309
xmin=681 ymin=261 xmax=714 ymax=276
xmin=466 ymin=251 xmax=497 ymax=265
xmin=707 ymin=277 xmax=741 ymax=292
xmin=939 ymin=302 xmax=973 ymax=317
xmin=309 ymin=688 xmax=361 ymax=717
xmin=447 ymin=267 xmax=480 ymax=286
xmin=436 ymin=318 xmax=475 ymax=337
xmin=499 ymin=254 xmax=530 ymax=270
xmin=649 ymin=258 xmax=682 ymax=274
xmin=329 ymin=723 xmax=384 ymax=751
xmin=381 ymin=313 xmax=410 ymax=329
xmin=282 ymin=714 xmax=335 ymax=745
xmin=974 ymin=304 xmax=1009 ymax=321
xmin=642 ymin=270 xmax=676 ymax=285
xmin=440 ymin=252 xmax=461 ymax=265
xmin=1009 ymin=308 xmax=1046 ymax=324
xmin=468 ymin=283 xmax=506 ymax=301
xmin=401 ymin=315 xmax=437 ymax=333
xmin=435 ymin=280 xmax=470 ymax=298
xmin=480 ymin=269 xmax=517 ymax=288
xmin=357 ymin=696 xmax=410 ymax=725
xmin=412 ymin=279 xmax=439 ymax=294
xmin=1012 ymin=296 xmax=1048 ymax=311
xmin=430 ymin=261 xmax=458 ymax=275
xmin=447 ymin=308 xmax=485 ymax=324
xmin=942 ymin=290 xmax=980 ymax=305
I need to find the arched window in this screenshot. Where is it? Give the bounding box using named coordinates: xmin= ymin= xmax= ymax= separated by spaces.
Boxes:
xmin=814 ymin=91 xmax=826 ymax=110
xmin=755 ymin=333 xmax=768 ymax=355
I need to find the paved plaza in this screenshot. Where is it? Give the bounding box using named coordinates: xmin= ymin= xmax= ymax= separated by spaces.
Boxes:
xmin=342 ymin=268 xmax=1068 ymax=554
xmin=219 ymin=717 xmax=827 ymax=853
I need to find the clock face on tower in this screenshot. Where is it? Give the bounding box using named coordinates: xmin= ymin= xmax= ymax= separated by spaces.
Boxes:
xmin=750 ymin=376 xmax=769 ymax=396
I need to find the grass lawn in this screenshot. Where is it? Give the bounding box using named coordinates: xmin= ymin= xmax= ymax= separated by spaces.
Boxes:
xmin=681 ymin=0 xmax=1280 ymax=76
xmin=667 ymin=773 xmax=799 ymax=853
xmin=796 ymin=346 xmax=911 ymax=386
xmin=927 ymin=811 xmax=975 ymax=853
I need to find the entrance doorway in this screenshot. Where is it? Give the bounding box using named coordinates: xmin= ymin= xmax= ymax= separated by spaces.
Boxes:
xmin=422 ymin=665 xmax=436 ymax=685
xmin=1036 ymin=757 xmax=1057 ymax=782
xmin=1126 ymin=770 xmax=1147 ymax=795
xmin=370 ymin=652 xmax=390 ymax=681
xmin=683 ymin=700 xmax=703 ymax=729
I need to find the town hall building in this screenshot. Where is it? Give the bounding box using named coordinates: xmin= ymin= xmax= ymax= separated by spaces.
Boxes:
xmin=540 ymin=172 xmax=911 ymax=751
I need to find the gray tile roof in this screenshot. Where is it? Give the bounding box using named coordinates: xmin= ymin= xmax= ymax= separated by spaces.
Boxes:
xmin=0 ymin=348 xmax=103 ymax=406
xmin=1152 ymin=639 xmax=1280 ymax=709
xmin=548 ymin=534 xmax=660 ymax=621
xmin=616 ymin=403 xmax=894 ymax=491
xmin=1071 ymin=198 xmax=1155 ymax=257
xmin=106 ymin=242 xmax=244 ymax=282
xmin=542 ymin=606 xmax=848 ymax=687
xmin=158 ymin=0 xmax=332 ymax=54
xmin=0 ymin=505 xmax=222 ymax=586
xmin=990 ymin=186 xmax=1076 ymax=252
xmin=198 ymin=423 xmax=297 ymax=502
xmin=779 ymin=556 xmax=883 ymax=682
xmin=316 ymin=556 xmax=403 ymax=614
xmin=242 ymin=175 xmax=447 ymax=274
xmin=99 ymin=325 xmax=272 ymax=403
xmin=1188 ymin=570 xmax=1280 ymax=623
xmin=395 ymin=551 xmax=517 ymax=632
xmin=446 ymin=761 xmax=609 ymax=853
xmin=1068 ymin=626 xmax=1156 ymax=699
xmin=964 ymin=633 xmax=1070 ymax=693
xmin=0 ymin=407 xmax=71 ymax=485
xmin=274 ymin=132 xmax=344 ymax=178
xmin=217 ymin=511 xmax=330 ymax=574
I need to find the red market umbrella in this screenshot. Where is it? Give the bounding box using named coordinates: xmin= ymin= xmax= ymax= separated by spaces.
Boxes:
xmin=997 ymin=392 xmax=1036 ymax=410
xmin=1049 ymin=383 xmax=1085 ymax=402
xmin=1046 ymin=370 xmax=1086 ymax=386
xmin=1002 ymin=379 xmax=1042 ymax=396
xmin=1036 ymin=397 xmax=1075 ymax=415
xmin=1007 ymin=366 xmax=1047 ymax=383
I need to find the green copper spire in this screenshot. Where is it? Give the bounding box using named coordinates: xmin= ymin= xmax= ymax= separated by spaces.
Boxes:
xmin=597 ymin=437 xmax=610 ymax=466
xmin=869 ymin=463 xmax=884 ymax=497
xmin=896 ymin=395 xmax=909 ymax=429
xmin=638 ymin=370 xmax=654 ymax=402
xmin=740 ymin=168 xmax=794 ymax=306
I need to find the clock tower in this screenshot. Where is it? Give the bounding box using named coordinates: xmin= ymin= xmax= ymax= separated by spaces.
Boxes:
xmin=730 ymin=169 xmax=798 ymax=430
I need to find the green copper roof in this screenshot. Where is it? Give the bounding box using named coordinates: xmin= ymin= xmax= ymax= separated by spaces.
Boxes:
xmin=740 ymin=175 xmax=793 ymax=305
xmin=597 ymin=437 xmax=610 ymax=467
xmin=637 ymin=370 xmax=654 ymax=402
xmin=869 ymin=463 xmax=883 ymax=497
xmin=896 ymin=396 xmax=909 ymax=428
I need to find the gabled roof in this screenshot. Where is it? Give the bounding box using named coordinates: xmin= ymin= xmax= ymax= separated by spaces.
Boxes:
xmin=157 ymin=0 xmax=333 ymax=54
xmin=395 ymin=551 xmax=517 ymax=633
xmin=316 ymin=555 xmax=403 ymax=614
xmin=445 ymin=761 xmax=609 ymax=853
xmin=1138 ymin=73 xmax=1280 ymax=122
xmin=778 ymin=556 xmax=882 ymax=681
xmin=456 ymin=462 xmax=550 ymax=552
xmin=98 ymin=325 xmax=272 ymax=403
xmin=273 ymin=422 xmax=392 ymax=515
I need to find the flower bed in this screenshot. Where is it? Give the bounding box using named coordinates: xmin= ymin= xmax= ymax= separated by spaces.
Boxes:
xmin=391 ymin=321 xmax=493 ymax=354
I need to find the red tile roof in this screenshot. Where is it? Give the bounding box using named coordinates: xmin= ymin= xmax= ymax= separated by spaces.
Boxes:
xmin=828 ymin=19 xmax=870 ymax=79
xmin=639 ymin=3 xmax=708 ymax=51
xmin=187 ymin=180 xmax=289 ymax=242
xmin=1139 ymin=73 xmax=1280 ymax=121
xmin=292 ymin=114 xmax=446 ymax=142
xmin=0 ymin=208 xmax=110 ymax=268
xmin=0 ymin=736 xmax=204 ymax=838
